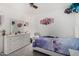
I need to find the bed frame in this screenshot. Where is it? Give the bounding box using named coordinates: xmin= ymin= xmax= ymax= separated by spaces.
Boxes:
xmin=33 ymin=47 xmax=64 ymax=56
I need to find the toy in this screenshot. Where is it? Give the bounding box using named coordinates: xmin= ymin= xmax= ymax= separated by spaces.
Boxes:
xmin=64 ymin=3 xmax=79 ymax=14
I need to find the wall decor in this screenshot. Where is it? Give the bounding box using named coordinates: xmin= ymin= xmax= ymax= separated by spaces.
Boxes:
xmin=64 ymin=8 xmax=72 ymax=14
xmin=24 ymin=22 xmax=29 ymax=26
xmin=24 ymin=24 xmax=26 ymax=26
xmin=40 ymin=17 xmax=54 ymax=25
xmin=15 ymin=32 xmax=17 ymax=35
xmin=17 ymin=23 xmax=22 ymax=28
xmin=64 ymin=3 xmax=79 ymax=14
xmin=12 ymin=21 xmax=15 ymax=25
xmin=2 ymin=30 xmax=6 ymax=36
xmin=18 ymin=31 xmax=21 ymax=34
xmin=29 ymin=3 xmax=38 ymax=9
xmin=11 ymin=19 xmax=28 ymax=34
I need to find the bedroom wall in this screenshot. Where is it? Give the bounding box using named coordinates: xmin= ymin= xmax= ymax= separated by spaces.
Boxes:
xmin=27 ymin=3 xmax=76 ymax=37
xmin=0 ymin=3 xmax=76 ymax=38
xmin=0 ymin=3 xmax=29 ymax=34
xmin=75 ymin=14 xmax=79 ymax=38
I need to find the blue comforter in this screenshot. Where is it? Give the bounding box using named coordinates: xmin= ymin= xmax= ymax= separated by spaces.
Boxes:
xmin=33 ymin=36 xmax=79 ymax=56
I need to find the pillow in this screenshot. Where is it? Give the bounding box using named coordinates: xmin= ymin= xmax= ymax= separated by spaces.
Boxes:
xmin=69 ymin=49 xmax=79 ymax=56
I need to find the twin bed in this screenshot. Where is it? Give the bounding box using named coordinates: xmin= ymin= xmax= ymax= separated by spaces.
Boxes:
xmin=32 ymin=36 xmax=79 ymax=56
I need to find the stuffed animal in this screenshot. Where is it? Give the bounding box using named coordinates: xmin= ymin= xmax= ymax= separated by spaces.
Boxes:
xmin=40 ymin=17 xmax=54 ymax=25
xmin=64 ymin=3 xmax=79 ymax=14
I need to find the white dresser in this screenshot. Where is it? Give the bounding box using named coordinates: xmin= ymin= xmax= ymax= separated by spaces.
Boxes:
xmin=4 ymin=33 xmax=30 ymax=54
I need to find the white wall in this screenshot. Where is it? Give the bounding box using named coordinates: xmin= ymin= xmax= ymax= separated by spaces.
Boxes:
xmin=0 ymin=3 xmax=29 ymax=34
xmin=27 ymin=3 xmax=75 ymax=37
xmin=75 ymin=14 xmax=79 ymax=38
xmin=0 ymin=3 xmax=76 ymax=37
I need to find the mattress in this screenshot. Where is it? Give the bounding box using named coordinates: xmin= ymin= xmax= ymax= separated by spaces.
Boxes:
xmin=33 ymin=47 xmax=63 ymax=56
xmin=33 ymin=36 xmax=79 ymax=56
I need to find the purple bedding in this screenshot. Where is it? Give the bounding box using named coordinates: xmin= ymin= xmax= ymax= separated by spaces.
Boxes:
xmin=33 ymin=36 xmax=79 ymax=56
